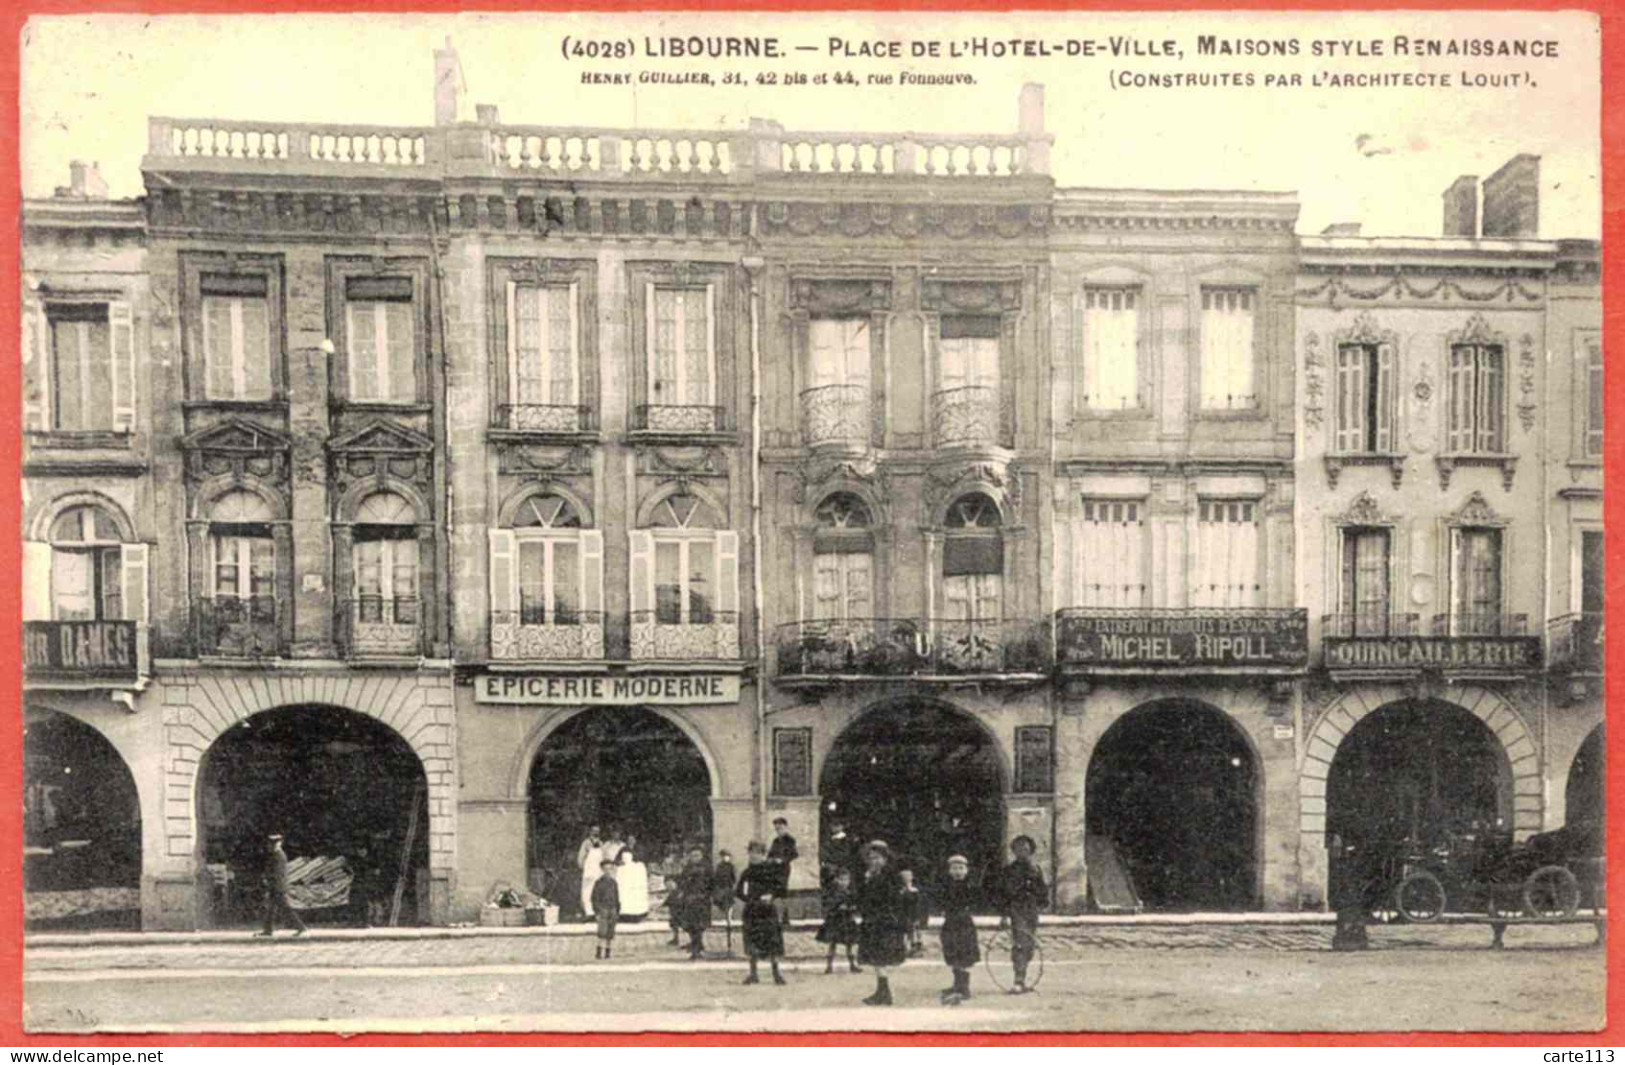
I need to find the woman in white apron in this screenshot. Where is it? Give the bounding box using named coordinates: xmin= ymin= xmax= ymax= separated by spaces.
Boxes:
xmin=578 ymin=830 xmax=605 ymax=918
xmin=616 ymin=848 xmax=650 ymax=921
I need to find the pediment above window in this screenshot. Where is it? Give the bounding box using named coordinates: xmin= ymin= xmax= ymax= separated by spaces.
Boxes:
xmin=325 ymin=418 xmax=434 ymax=456
xmin=180 ymin=417 xmax=292 ymax=455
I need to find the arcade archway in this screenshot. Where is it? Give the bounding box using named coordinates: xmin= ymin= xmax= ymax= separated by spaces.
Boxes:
xmin=1566 ymin=725 xmax=1604 ymax=827
xmin=820 ymin=700 xmax=1005 ymax=908
xmin=527 ymin=706 xmax=713 ymax=920
xmin=24 ymin=709 xmax=142 ymax=930
xmin=1086 ymin=700 xmax=1259 ymax=912
xmin=197 ymin=705 xmax=429 ymax=928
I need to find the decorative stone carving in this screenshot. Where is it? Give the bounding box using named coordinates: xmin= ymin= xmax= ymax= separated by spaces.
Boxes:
xmin=1337 ymin=490 xmax=1388 ymax=525
xmin=920 ymin=278 xmax=1022 ymax=313
xmin=1517 ymin=333 xmax=1538 ymax=434
xmin=1302 ymin=332 xmax=1324 ymax=433
xmin=792 ymin=455 xmax=889 ymax=506
xmin=789 ymin=277 xmax=892 ymax=313
xmin=326 ymin=418 xmax=434 ymax=499
xmin=1452 ymin=490 xmax=1505 ymax=526
xmin=180 ymin=418 xmax=292 ymax=489
xmin=1295 ymin=272 xmax=1545 ymax=307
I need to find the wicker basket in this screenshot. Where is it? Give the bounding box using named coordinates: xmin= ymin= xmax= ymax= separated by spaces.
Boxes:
xmin=480 ymin=906 xmax=527 ymax=927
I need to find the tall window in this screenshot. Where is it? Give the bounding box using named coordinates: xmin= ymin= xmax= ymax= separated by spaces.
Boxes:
xmin=201 ymin=274 xmax=273 ymax=401
xmin=1081 ymin=288 xmax=1139 ymax=410
xmin=509 ymin=282 xmax=578 ymax=407
xmin=632 ymin=496 xmax=736 ymax=627
xmin=1451 ymin=527 xmax=1503 ymax=633
xmin=809 ymin=318 xmax=870 ymax=392
xmin=939 ymin=316 xmax=1000 ymax=392
xmin=1585 ymin=338 xmax=1603 ymax=458
xmin=516 ymin=494 xmax=582 ymax=625
xmin=1193 ymin=499 xmax=1261 ymax=608
xmin=1334 ymin=342 xmax=1396 ymax=453
xmin=1076 ymin=498 xmax=1147 ymax=608
xmin=1581 ymin=529 xmax=1604 ymax=615
xmin=1339 ymin=527 xmax=1392 ymax=635
xmin=648 ymin=286 xmax=715 ymax=408
xmin=1447 ymin=343 xmax=1505 ymax=453
xmin=353 ymin=492 xmax=419 ymax=625
xmin=812 ymin=493 xmax=873 ymax=621
xmin=209 ymin=491 xmax=276 ymax=602
xmin=48 ymin=304 xmax=112 ymax=431
xmin=943 ymin=493 xmax=1003 ymax=623
xmin=49 ymin=506 xmax=123 ymax=621
xmin=1200 ymin=287 xmax=1256 ymax=410
xmin=345 ymin=277 xmax=416 ymax=403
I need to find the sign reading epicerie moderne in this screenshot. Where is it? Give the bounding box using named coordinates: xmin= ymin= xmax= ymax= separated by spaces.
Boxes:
xmin=477 ymin=673 xmax=741 ymax=706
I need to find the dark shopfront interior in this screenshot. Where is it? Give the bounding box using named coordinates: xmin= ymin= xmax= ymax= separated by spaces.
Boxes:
xmin=196 ymin=705 xmax=430 ymax=928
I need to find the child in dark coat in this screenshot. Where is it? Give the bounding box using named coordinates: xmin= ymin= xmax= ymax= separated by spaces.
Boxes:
xmin=815 ymin=867 xmax=861 ymax=973
xmin=735 ymin=841 xmax=786 ymax=985
xmin=673 ymin=845 xmax=713 ymax=959
xmin=1000 ymin=835 xmax=1047 ymax=994
xmin=939 ymin=854 xmax=981 ymax=1004
xmin=592 ymin=859 xmax=621 ymax=959
xmin=900 ymin=868 xmax=926 ymax=956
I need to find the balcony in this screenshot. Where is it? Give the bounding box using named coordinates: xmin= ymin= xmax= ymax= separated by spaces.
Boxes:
xmin=774 ymin=618 xmax=1049 ymax=683
xmin=338 ymin=597 xmax=422 ymax=659
xmin=490 ymin=610 xmax=606 ymax=662
xmin=193 ymin=597 xmax=281 ymax=658
xmin=1055 ymin=608 xmax=1308 ymax=673
xmin=495 ymin=404 xmax=595 ymax=434
xmin=1321 ymin=612 xmax=1540 ymax=678
xmin=632 ymin=404 xmax=723 ymax=435
xmin=629 ymin=611 xmax=741 ymax=661
xmin=800 ymin=385 xmax=871 ymax=450
xmin=23 ymin=620 xmax=149 ymax=689
xmin=931 ymin=386 xmax=1001 ymax=449
xmin=1547 ymin=612 xmax=1604 ymax=675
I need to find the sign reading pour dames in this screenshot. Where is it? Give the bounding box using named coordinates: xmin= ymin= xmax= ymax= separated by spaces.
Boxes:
xmin=23 ymin=620 xmax=140 ymax=680
xmin=478 ymin=673 xmax=742 ymax=706
xmin=1059 ymin=610 xmax=1309 ymax=668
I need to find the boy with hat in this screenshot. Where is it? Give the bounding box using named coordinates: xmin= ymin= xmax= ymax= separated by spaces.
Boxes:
xmin=591 ymin=858 xmax=621 ymax=959
xmin=735 ymin=841 xmax=787 ymax=985
xmin=256 ymin=833 xmax=307 ymax=938
xmin=939 ymin=854 xmax=980 ymax=1004
xmin=767 ymin=817 xmax=798 ymax=924
xmin=999 ymin=835 xmax=1046 ymax=994
xmin=856 ymin=840 xmax=907 ymax=1006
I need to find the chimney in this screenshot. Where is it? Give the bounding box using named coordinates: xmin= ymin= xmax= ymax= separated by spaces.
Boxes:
xmin=1321 ymin=222 xmax=1362 ymax=237
xmin=58 ymin=161 xmax=109 ymax=200
xmin=1017 ymin=83 xmax=1050 ymax=176
xmin=1442 ymin=174 xmax=1479 ymax=237
xmin=1481 ymin=153 xmax=1541 ymax=238
xmin=434 ymin=37 xmax=465 ymax=126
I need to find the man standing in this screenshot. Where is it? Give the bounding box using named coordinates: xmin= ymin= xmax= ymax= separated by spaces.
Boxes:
xmin=256 ymin=833 xmax=307 ymax=938
xmin=767 ymin=816 xmax=798 ymax=924
xmin=999 ymin=835 xmax=1046 ymax=994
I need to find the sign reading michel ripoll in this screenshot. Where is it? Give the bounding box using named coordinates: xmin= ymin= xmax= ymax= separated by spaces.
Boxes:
xmin=478 ymin=673 xmax=741 ymax=706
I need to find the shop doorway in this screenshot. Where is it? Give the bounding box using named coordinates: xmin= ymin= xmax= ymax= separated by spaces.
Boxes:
xmin=820 ymin=700 xmax=1005 ymax=909
xmin=1326 ymin=699 xmax=1512 ymax=901
xmin=24 ymin=709 xmax=142 ymax=930
xmin=527 ymin=707 xmax=713 ymax=920
xmin=1086 ymin=700 xmax=1259 ymax=912
xmin=1566 ymin=725 xmax=1604 ymax=827
xmin=196 ymin=705 xmax=429 ymax=928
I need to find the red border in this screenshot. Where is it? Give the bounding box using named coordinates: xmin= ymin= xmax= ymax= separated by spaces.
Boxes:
xmin=0 ymin=0 xmax=1618 ymax=1047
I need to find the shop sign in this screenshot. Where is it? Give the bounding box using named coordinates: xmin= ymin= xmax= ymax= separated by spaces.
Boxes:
xmin=477 ymin=673 xmax=741 ymax=706
xmin=24 ymin=620 xmax=140 ymax=680
xmin=1058 ymin=610 xmax=1308 ymax=668
xmin=1323 ymin=635 xmax=1541 ymax=672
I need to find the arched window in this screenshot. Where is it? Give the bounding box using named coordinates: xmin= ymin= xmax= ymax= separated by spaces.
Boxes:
xmin=47 ymin=505 xmax=127 ymax=621
xmin=489 ymin=494 xmax=605 ymax=661
xmin=209 ymin=491 xmax=275 ymax=603
xmin=943 ymin=493 xmax=1002 ymax=624
xmin=629 ymin=494 xmax=739 ymax=642
xmin=812 ymin=493 xmax=873 ymax=621
xmin=352 ymin=492 xmax=418 ymax=628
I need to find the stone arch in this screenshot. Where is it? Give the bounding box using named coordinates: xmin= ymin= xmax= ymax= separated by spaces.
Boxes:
xmin=496 ymin=481 xmax=596 ymax=529
xmin=162 ymin=673 xmax=456 ymax=871
xmin=1300 ymin=684 xmax=1541 ymax=840
xmin=189 ymin=475 xmax=289 ymax=523
xmin=507 ymin=704 xmax=726 ymax=802
xmin=805 ymin=483 xmax=888 ymax=532
xmin=29 ymin=490 xmax=138 ymax=542
xmin=822 ymin=695 xmax=1013 ymax=794
xmin=634 ymin=480 xmax=729 ymax=529
xmin=334 ymin=476 xmax=432 ymax=525
xmin=929 ymin=479 xmax=1013 ymax=530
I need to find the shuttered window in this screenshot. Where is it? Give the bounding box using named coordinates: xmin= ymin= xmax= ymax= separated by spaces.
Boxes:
xmin=1450 ymin=528 xmax=1503 ymax=634
xmin=1200 ymin=288 xmax=1256 ymax=410
xmin=809 ymin=318 xmax=870 ymax=389
xmin=1586 ymin=338 xmax=1604 ymax=457
xmin=648 ymin=286 xmax=715 ymax=406
xmin=353 ymin=492 xmax=418 ymax=624
xmin=1076 ymin=498 xmax=1147 ymax=608
xmin=1340 ymin=527 xmax=1391 ymax=634
xmin=1447 ymin=344 xmax=1505 ymax=454
xmin=1193 ymin=499 xmax=1261 ymax=608
xmin=1334 ymin=342 xmax=1397 ymax=453
xmin=509 ymin=282 xmax=579 ymax=406
xmin=489 ymin=501 xmax=604 ymax=633
xmin=943 ymin=493 xmax=1002 ymax=623
xmin=45 ymin=505 xmax=141 ymax=623
xmin=1081 ymin=288 xmax=1139 ymax=410
xmin=939 ymin=315 xmax=1000 ymax=391
xmin=812 ymin=493 xmax=874 ymax=621
xmin=629 ymin=496 xmax=739 ymax=629
xmin=201 ymin=274 xmax=272 ymax=401
xmin=346 ymin=278 xmax=417 ymax=403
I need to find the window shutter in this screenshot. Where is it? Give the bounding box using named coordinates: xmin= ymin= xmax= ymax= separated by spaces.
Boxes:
xmin=23 ymin=542 xmax=52 ymax=620
xmin=629 ymin=530 xmax=655 ymax=614
xmin=1338 ymin=532 xmax=1356 ymax=617
xmin=489 ymin=529 xmax=517 ymax=616
xmin=120 ymin=543 xmax=149 ymax=623
xmin=1375 ymin=342 xmax=1396 ymax=452
xmin=1478 ymin=349 xmax=1503 ymax=452
xmin=1448 ymin=348 xmax=1472 ymax=453
xmin=109 ymin=300 xmax=136 ymax=432
xmin=1335 ymin=346 xmax=1365 ymax=453
xmin=23 ymin=300 xmax=49 ymax=431
xmin=1450 ymin=527 xmax=1467 ymax=628
xmin=715 ymin=530 xmax=740 ymax=618
xmin=580 ymin=529 xmax=604 ymax=617
xmin=504 ymin=280 xmax=519 ymax=414
xmin=1587 ymin=340 xmax=1604 ymax=456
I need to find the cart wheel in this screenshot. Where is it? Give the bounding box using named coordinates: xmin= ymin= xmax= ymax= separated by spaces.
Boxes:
xmin=1522 ymin=865 xmax=1580 ymax=919
xmin=1395 ymin=870 xmax=1446 ymax=923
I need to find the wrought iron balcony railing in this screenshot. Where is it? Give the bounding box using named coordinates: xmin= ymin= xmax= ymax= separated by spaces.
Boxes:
xmin=800 ymin=384 xmax=871 ymax=448
xmin=496 ymin=404 xmax=595 ymax=433
xmin=490 ymin=609 xmax=606 ymax=661
xmin=1055 ymin=607 xmax=1308 ymax=669
xmin=629 ymin=610 xmax=741 ymax=661
xmin=931 ymin=386 xmax=1000 ymax=448
xmin=1428 ymin=613 xmax=1529 ymax=637
xmin=775 ymin=617 xmax=1050 ymax=678
xmin=1320 ymin=613 xmax=1422 ymax=639
xmin=1547 ymin=612 xmax=1604 ymax=673
xmin=338 ymin=597 xmax=422 ymax=657
xmin=633 ymin=404 xmax=723 ymax=433
xmin=193 ymin=596 xmax=281 ymax=658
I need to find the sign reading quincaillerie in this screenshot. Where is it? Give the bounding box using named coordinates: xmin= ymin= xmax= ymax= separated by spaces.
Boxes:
xmin=1058 ymin=610 xmax=1309 ymax=668
xmin=478 ymin=673 xmax=741 ymax=705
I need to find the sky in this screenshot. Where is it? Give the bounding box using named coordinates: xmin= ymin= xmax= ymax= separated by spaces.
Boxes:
xmin=20 ymin=10 xmax=1602 ymax=239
